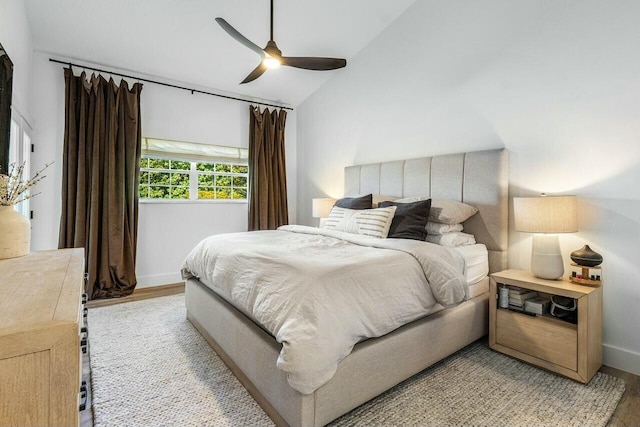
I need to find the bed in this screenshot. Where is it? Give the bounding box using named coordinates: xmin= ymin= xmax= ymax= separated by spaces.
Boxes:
xmin=183 ymin=148 xmax=508 ymax=426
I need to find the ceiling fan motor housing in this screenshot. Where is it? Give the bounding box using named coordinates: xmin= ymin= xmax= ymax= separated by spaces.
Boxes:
xmin=264 ymin=40 xmax=282 ymax=58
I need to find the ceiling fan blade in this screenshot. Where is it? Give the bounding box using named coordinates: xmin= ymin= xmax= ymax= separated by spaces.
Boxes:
xmin=281 ymin=57 xmax=347 ymax=71
xmin=215 ymin=17 xmax=265 ymax=58
xmin=241 ymin=63 xmax=268 ymax=84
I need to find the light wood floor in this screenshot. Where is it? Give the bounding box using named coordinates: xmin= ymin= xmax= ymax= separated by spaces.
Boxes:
xmin=602 ymin=365 xmax=640 ymax=427
xmin=85 ymin=282 xmax=185 ymax=308
xmin=82 ymin=285 xmax=639 ymax=427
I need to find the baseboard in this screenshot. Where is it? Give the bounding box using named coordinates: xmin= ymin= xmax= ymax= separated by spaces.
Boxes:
xmin=603 ymin=343 xmax=640 ymax=376
xmin=136 ymin=272 xmax=182 ymax=288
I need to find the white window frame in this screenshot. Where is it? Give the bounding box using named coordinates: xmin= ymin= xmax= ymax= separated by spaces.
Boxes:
xmin=8 ymin=112 xmax=32 ymax=218
xmin=138 ymin=138 xmax=248 ymax=204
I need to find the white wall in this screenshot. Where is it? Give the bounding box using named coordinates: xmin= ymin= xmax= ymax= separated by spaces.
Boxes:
xmin=296 ymin=0 xmax=640 ymax=375
xmin=0 ymin=0 xmax=33 ymax=123
xmin=29 ymin=51 xmax=297 ymax=287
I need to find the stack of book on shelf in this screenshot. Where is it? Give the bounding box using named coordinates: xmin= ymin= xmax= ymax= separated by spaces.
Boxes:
xmin=508 ymin=287 xmax=537 ymax=311
xmin=524 ymin=296 xmax=551 ymax=315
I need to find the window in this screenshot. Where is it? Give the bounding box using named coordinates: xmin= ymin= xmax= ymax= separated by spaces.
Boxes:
xmin=8 ymin=116 xmax=32 ymax=218
xmin=138 ymin=138 xmax=248 ymax=201
xmin=196 ymin=162 xmax=248 ymax=200
xmin=139 ymin=158 xmax=191 ymax=199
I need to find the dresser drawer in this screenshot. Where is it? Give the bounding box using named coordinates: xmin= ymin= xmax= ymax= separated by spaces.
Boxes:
xmin=496 ymin=309 xmax=577 ymax=371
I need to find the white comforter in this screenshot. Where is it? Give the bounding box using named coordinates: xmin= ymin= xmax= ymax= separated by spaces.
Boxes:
xmin=182 ymin=225 xmax=467 ymax=394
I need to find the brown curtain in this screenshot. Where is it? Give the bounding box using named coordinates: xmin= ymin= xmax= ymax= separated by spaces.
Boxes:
xmin=248 ymin=105 xmax=288 ymax=230
xmin=59 ymin=69 xmax=143 ymax=299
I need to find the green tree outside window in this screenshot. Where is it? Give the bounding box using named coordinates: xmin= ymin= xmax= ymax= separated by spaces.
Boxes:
xmin=140 ymin=156 xmax=248 ymax=201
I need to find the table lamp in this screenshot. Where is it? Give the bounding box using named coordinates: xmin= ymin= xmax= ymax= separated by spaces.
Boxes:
xmin=312 ymin=198 xmax=336 ymax=227
xmin=514 ymin=195 xmax=577 ymax=280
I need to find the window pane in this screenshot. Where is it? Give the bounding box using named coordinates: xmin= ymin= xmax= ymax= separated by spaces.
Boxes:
xmin=198 ymin=188 xmax=215 ymax=199
xmin=215 ymin=175 xmax=231 ymax=187
xmin=171 ymin=173 xmax=190 ymax=186
xmin=232 ymin=176 xmax=247 ymax=187
xmin=232 ymin=188 xmax=247 ymax=199
xmin=140 ymin=171 xmax=149 ymax=184
xmin=140 ymin=157 xmax=149 ymax=168
xmin=196 ymin=162 xmax=214 ymax=172
xmin=171 ymin=187 xmax=189 ymax=199
xmin=139 ymin=184 xmax=149 ymax=198
xmin=216 ymin=187 xmax=232 ymax=199
xmin=171 ymin=160 xmax=190 ymax=171
xmin=149 ymin=186 xmax=170 ymax=198
xmin=197 ymin=174 xmax=213 ymax=186
xmin=149 ymin=171 xmax=170 ymax=185
xmin=231 ymin=165 xmax=248 ymax=174
xmin=215 ymin=163 xmax=231 ymax=173
xmin=148 ymin=158 xmax=170 ymax=169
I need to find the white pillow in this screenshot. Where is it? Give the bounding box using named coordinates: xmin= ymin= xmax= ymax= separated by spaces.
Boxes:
xmin=429 ymin=199 xmax=478 ymax=224
xmin=426 ymin=222 xmax=463 ymax=235
xmin=323 ymin=206 xmax=397 ymax=239
xmin=395 ymin=197 xmax=478 ymax=225
xmin=426 ymin=232 xmax=476 ymax=247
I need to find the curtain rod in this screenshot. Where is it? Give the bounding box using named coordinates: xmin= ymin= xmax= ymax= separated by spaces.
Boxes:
xmin=48 ymin=58 xmax=293 ymax=111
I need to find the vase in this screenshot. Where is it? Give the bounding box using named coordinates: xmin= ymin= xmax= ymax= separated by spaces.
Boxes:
xmin=570 ymin=244 xmax=602 ymax=267
xmin=0 ymin=205 xmax=31 ymax=259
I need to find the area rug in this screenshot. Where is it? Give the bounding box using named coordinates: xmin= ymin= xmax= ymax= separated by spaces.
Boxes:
xmin=88 ymin=294 xmax=624 ymax=427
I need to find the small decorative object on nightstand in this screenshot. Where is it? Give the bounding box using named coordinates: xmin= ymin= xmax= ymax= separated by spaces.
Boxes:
xmin=570 ymin=245 xmax=603 ymax=267
xmin=569 ymin=245 xmax=603 ymax=286
xmin=489 ymin=269 xmax=602 ymax=384
xmin=570 ymin=264 xmax=602 ymax=286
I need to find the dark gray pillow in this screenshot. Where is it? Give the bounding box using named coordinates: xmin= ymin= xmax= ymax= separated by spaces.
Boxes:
xmin=334 ymin=194 xmax=372 ymax=210
xmin=379 ymin=199 xmax=432 ymax=240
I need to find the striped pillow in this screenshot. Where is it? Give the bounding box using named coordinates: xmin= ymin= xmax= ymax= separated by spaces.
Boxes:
xmin=322 ymin=206 xmax=397 ymax=238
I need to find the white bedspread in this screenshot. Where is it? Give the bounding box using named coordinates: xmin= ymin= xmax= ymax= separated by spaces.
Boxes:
xmin=182 ymin=225 xmax=467 ymax=394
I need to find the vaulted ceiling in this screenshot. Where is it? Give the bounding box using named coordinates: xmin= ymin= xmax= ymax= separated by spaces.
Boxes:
xmin=24 ymin=0 xmax=415 ymax=106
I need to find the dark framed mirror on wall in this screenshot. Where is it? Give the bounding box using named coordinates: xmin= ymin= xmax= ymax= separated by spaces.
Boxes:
xmin=0 ymin=42 xmax=13 ymax=174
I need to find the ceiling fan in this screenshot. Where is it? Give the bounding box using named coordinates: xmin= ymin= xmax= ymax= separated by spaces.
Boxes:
xmin=215 ymin=0 xmax=347 ymax=84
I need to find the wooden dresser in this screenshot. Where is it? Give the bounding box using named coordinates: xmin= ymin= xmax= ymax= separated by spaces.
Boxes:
xmin=0 ymin=248 xmax=85 ymax=427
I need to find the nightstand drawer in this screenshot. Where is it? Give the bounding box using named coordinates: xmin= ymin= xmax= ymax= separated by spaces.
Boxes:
xmin=496 ymin=309 xmax=577 ymax=371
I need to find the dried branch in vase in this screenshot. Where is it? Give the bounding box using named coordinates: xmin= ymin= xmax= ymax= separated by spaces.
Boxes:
xmin=0 ymin=162 xmax=53 ymax=206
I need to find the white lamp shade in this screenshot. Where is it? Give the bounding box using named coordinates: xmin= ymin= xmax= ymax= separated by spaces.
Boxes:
xmin=514 ymin=195 xmax=578 ymax=233
xmin=312 ymin=198 xmax=336 ymax=218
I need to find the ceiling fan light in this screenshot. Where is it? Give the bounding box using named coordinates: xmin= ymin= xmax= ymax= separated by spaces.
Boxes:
xmin=263 ymin=56 xmax=281 ymax=69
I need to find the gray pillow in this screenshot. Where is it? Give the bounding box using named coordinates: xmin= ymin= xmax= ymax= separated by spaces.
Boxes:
xmin=334 ymin=194 xmax=372 ymax=210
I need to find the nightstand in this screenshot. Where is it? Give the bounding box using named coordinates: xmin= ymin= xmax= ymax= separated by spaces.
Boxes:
xmin=489 ymin=269 xmax=602 ymax=383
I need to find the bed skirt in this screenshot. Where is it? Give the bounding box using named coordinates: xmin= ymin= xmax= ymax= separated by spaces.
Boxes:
xmin=185 ymin=277 xmax=489 ymax=427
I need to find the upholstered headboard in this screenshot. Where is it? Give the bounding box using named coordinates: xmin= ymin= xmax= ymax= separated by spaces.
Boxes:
xmin=344 ymin=148 xmax=509 ymax=273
